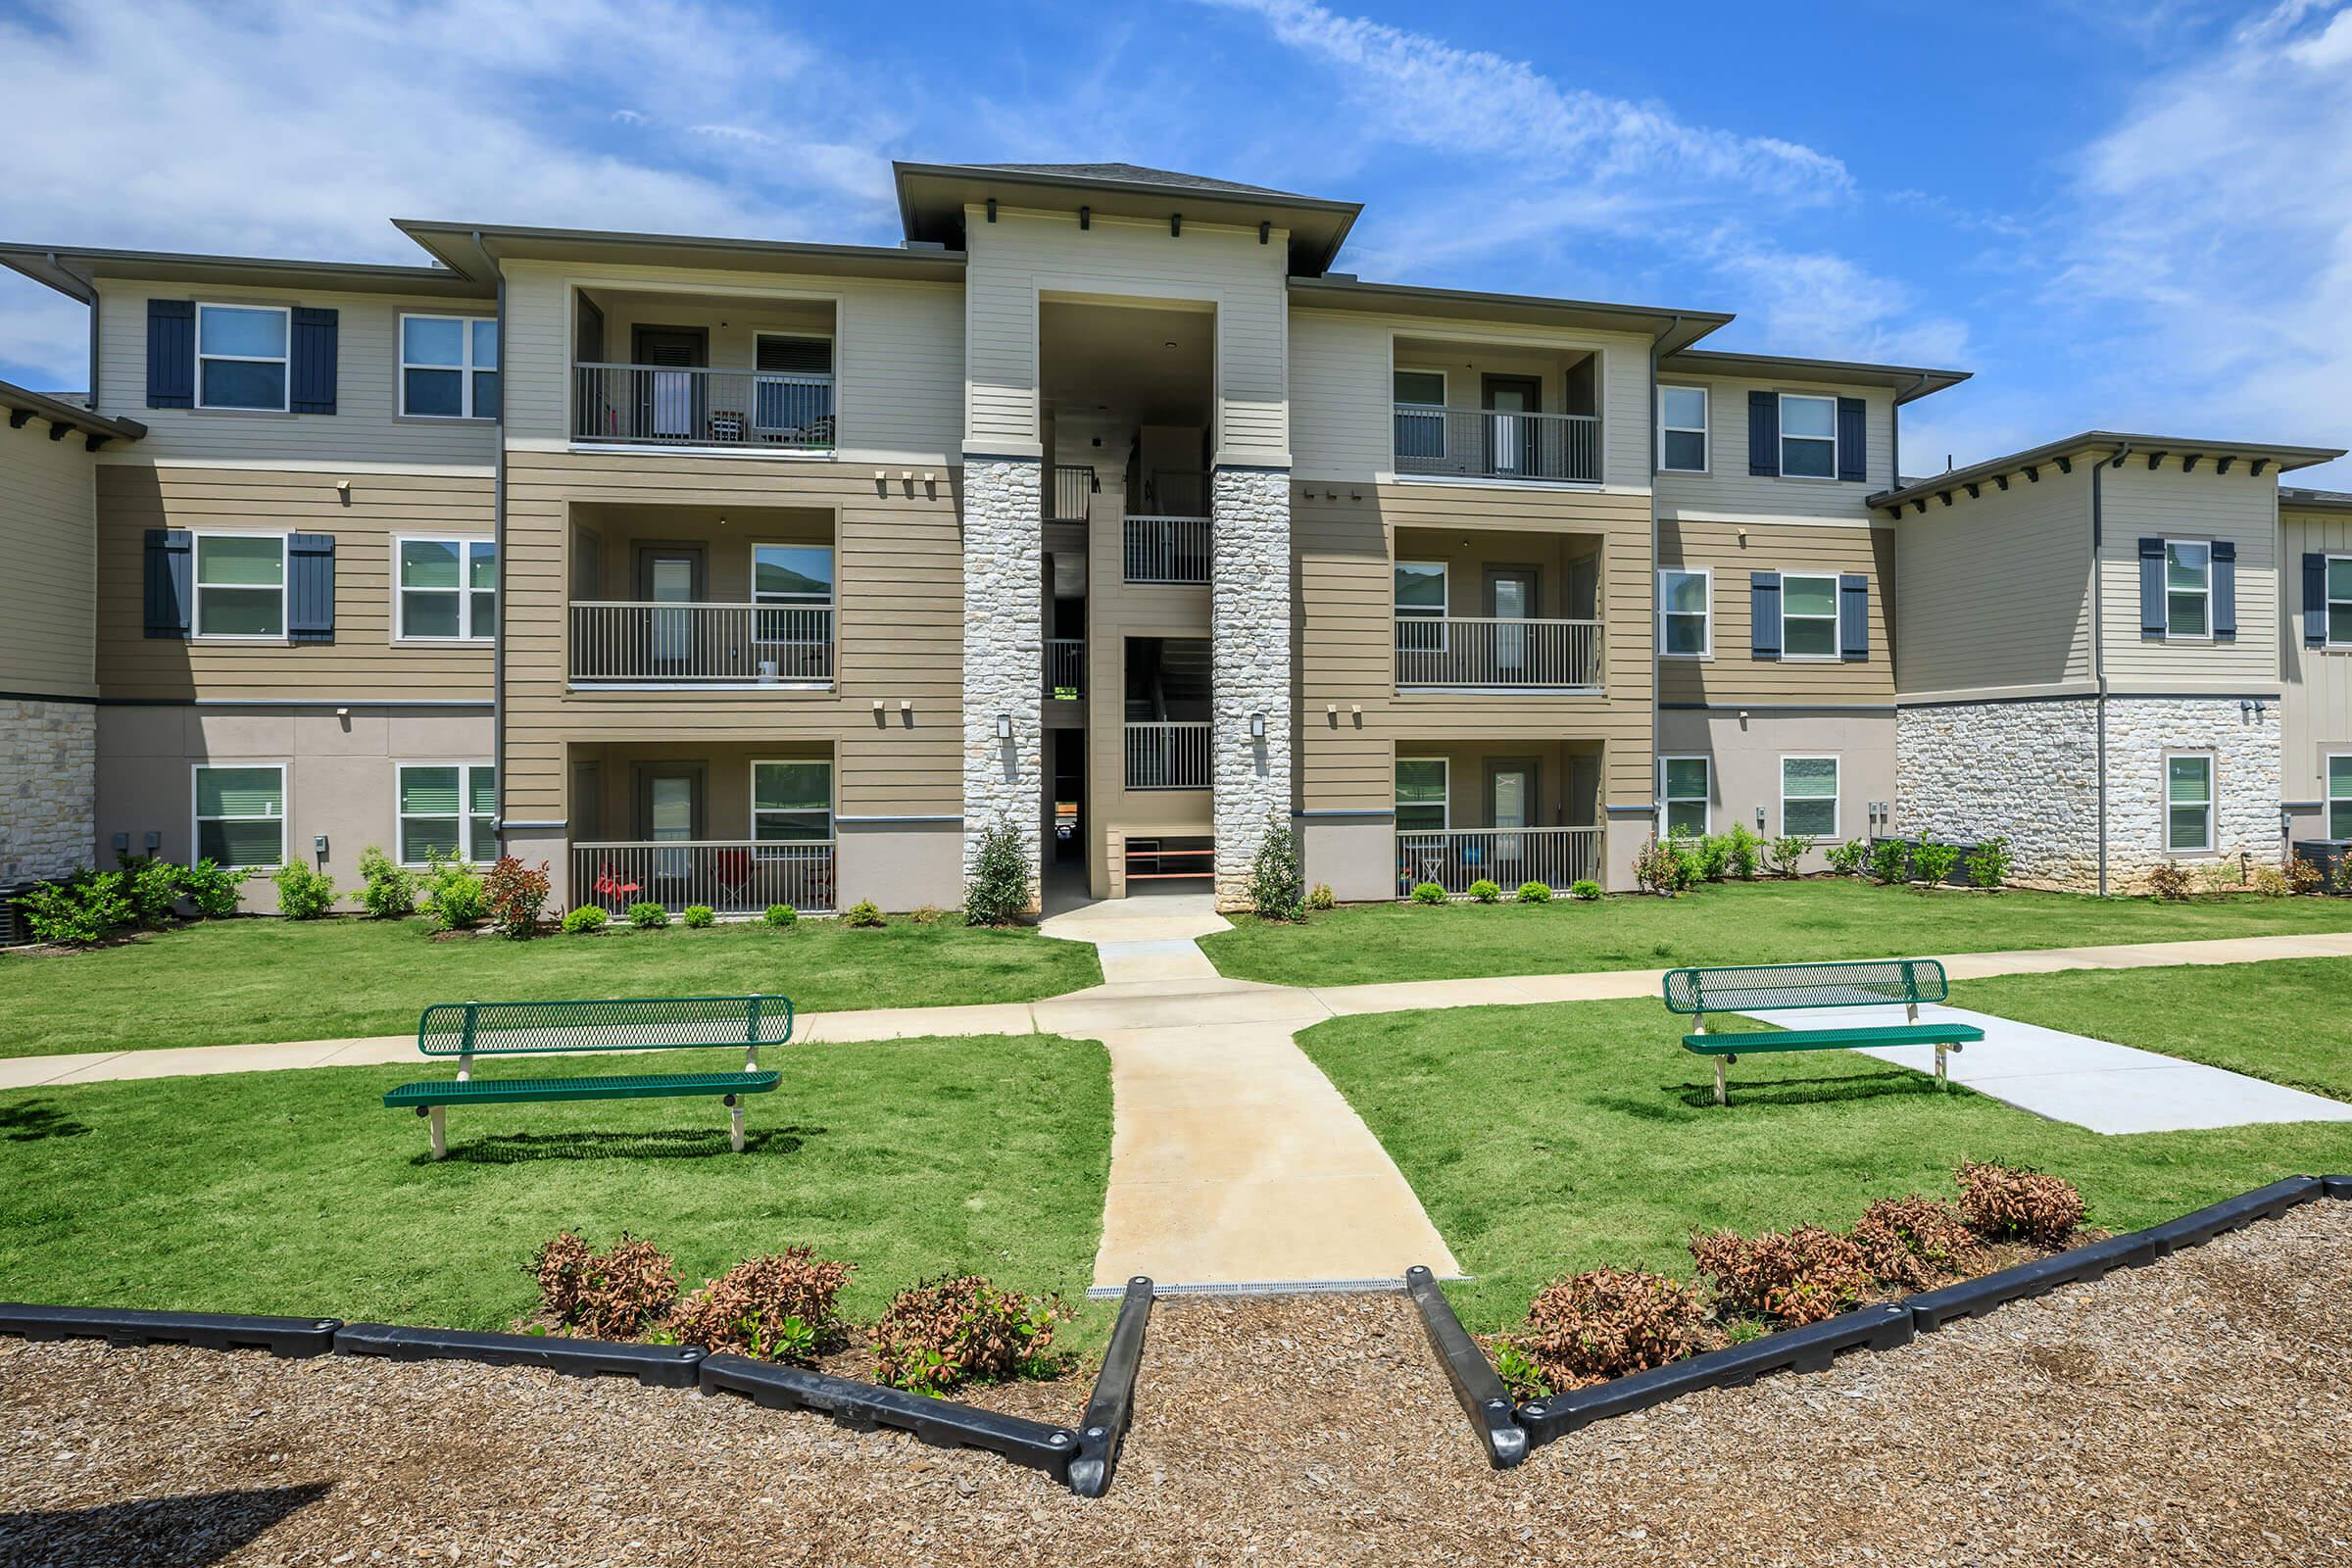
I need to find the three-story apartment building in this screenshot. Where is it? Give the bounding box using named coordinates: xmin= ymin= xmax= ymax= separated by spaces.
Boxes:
xmin=2 ymin=161 xmax=2344 ymax=911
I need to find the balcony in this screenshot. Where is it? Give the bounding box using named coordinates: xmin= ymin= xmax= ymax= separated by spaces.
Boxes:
xmin=1049 ymin=465 xmax=1098 ymax=523
xmin=572 ymin=840 xmax=835 ymax=915
xmin=1124 ymin=720 xmax=1211 ymax=790
xmin=1046 ymin=638 xmax=1084 ymax=701
xmin=1393 ymin=406 xmax=1600 ymax=484
xmin=1124 ymin=515 xmax=1212 ymax=584
xmin=1395 ymin=615 xmax=1603 ymax=692
xmin=570 ymin=603 xmax=833 ymax=687
xmin=1396 ymin=827 xmax=1603 ymax=899
xmin=573 ymin=365 xmax=833 ymax=452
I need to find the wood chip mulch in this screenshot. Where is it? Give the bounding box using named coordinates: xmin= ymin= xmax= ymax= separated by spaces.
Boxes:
xmin=4 ymin=1201 xmax=2350 ymax=1566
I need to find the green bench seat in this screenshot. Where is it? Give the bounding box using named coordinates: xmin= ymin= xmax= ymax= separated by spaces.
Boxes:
xmin=1662 ymin=958 xmax=1978 ymax=1105
xmin=383 ymin=1069 xmax=781 ymax=1109
xmin=1680 ymin=1021 xmax=1984 ymax=1057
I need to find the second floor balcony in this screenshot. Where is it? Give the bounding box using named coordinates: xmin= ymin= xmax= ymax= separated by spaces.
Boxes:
xmin=565 ymin=504 xmax=835 ymax=689
xmin=1395 ymin=614 xmax=1603 ymax=692
xmin=570 ymin=601 xmax=833 ymax=686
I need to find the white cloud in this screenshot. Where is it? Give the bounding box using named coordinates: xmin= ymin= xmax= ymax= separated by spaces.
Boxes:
xmin=1700 ymin=231 xmax=1972 ymax=367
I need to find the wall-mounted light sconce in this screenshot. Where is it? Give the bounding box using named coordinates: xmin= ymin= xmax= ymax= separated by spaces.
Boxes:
xmin=995 ymin=713 xmax=1012 ymax=742
xmin=1249 ymin=711 xmax=1266 ymax=741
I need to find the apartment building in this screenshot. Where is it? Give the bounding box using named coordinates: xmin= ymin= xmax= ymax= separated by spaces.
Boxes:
xmin=1 ymin=161 xmax=2343 ymax=911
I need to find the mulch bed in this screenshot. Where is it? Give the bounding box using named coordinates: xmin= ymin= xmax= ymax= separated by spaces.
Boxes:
xmin=5 ymin=1201 xmax=2351 ymax=1564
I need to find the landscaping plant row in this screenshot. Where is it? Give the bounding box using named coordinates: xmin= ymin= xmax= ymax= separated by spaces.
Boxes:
xmin=1411 ymin=1171 xmax=2345 ymax=1468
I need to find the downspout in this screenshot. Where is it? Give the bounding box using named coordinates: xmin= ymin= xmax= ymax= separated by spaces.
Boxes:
xmin=1649 ymin=318 xmax=1677 ymax=846
xmin=479 ymin=231 xmax=508 ymax=856
xmin=2091 ymin=441 xmax=2130 ymax=896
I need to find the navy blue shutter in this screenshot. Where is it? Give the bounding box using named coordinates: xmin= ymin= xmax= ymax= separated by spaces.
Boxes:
xmin=287 ymin=532 xmax=335 ymax=642
xmin=143 ymin=528 xmax=192 ymax=638
xmin=2138 ymin=538 xmax=2167 ymax=637
xmin=146 ymin=300 xmax=195 ymax=408
xmin=1838 ymin=573 xmax=1869 ymax=660
xmin=290 ymin=308 xmax=338 ymax=414
xmin=2307 ymin=554 xmax=2331 ymax=647
xmin=1835 ymin=397 xmax=1866 ymax=482
xmin=2210 ymin=539 xmax=2236 ymax=640
xmin=1747 ymin=391 xmax=1778 ymax=476
xmin=1750 ymin=571 xmax=1782 ymax=658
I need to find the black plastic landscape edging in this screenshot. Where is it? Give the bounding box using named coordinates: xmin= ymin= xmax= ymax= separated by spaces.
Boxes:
xmin=333 ymin=1322 xmax=705 ymax=1388
xmin=1070 ymin=1275 xmax=1156 ymax=1496
xmin=2327 ymin=1174 xmax=2352 ymax=1201
xmin=1404 ymin=1264 xmax=1526 ymax=1468
xmin=698 ymin=1352 xmax=1080 ymax=1482
xmin=0 ymin=1303 xmax=341 ymax=1359
xmin=2133 ymin=1174 xmax=2323 ymax=1256
xmin=1905 ymin=1229 xmax=2163 ymax=1331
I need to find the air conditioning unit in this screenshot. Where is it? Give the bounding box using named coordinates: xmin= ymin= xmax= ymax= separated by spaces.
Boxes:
xmin=0 ymin=881 xmax=39 ymax=948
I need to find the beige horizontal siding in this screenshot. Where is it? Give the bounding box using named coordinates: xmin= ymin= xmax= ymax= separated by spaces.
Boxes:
xmin=1656 ymin=519 xmax=1894 ymax=706
xmin=2282 ymin=509 xmax=2352 ymax=800
xmin=1 ymin=421 xmax=99 ymax=696
xmin=1890 ymin=466 xmax=2090 ymax=698
xmin=2098 ymin=459 xmax=2280 ymax=687
xmin=1653 ymin=373 xmax=1895 ymax=521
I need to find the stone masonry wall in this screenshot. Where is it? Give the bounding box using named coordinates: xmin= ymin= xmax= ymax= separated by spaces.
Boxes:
xmin=959 ymin=457 xmax=1044 ymax=900
xmin=2102 ymin=697 xmax=2279 ymax=893
xmin=0 ymin=699 xmax=96 ymax=883
xmin=1210 ymin=466 xmax=1295 ymax=909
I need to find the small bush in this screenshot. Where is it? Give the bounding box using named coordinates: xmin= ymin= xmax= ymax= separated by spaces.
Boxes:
xmin=844 ymin=899 xmax=886 ymax=928
xmin=116 ymin=856 xmax=186 ymax=928
xmin=1689 ymin=834 xmax=1732 ymax=883
xmin=908 ymin=904 xmax=943 ymax=925
xmin=870 ymin=1275 xmax=1064 ymax=1395
xmin=562 ymin=905 xmax=608 ymax=935
xmin=1247 ymin=816 xmax=1304 ymax=922
xmin=1850 ymin=1195 xmax=1982 ymax=1292
xmin=626 ymin=901 xmax=670 ymax=930
xmin=1305 ymin=881 xmax=1337 ymax=911
xmin=1409 ymin=881 xmax=1448 ymax=905
xmin=667 ymin=1247 xmax=854 ymax=1364
xmin=182 ymin=858 xmax=246 ymax=918
xmin=21 ymin=873 xmax=133 ymax=947
xmin=1955 ymin=1160 xmax=2083 ymax=1247
xmin=528 ymin=1232 xmax=594 ymax=1326
xmin=963 ymin=815 xmax=1031 ymax=926
xmin=1868 ymin=840 xmax=1910 ymax=886
xmin=763 ymin=903 xmax=799 ymax=927
xmin=1633 ymin=837 xmax=1695 ymax=895
xmin=528 ymin=1232 xmax=680 ymax=1342
xmin=681 ymin=904 xmax=716 ymax=929
xmin=1910 ymin=838 xmax=1962 ymax=890
xmin=2144 ymin=860 xmax=2196 ymax=901
xmin=1497 ymin=1268 xmax=1713 ymax=1392
xmin=2284 ymin=855 xmax=2327 ymax=895
xmin=1964 ymin=836 xmax=2013 ymax=890
xmin=2247 ymin=861 xmax=2291 ymax=898
xmin=1723 ymin=824 xmax=1761 ymax=881
xmin=1465 ymin=878 xmax=1502 ymax=905
xmin=1764 ymin=834 xmax=1809 ymax=878
xmin=1516 ymin=880 xmax=1552 ymax=904
xmin=482 ymin=857 xmax=552 ymax=940
xmin=1825 ymin=838 xmax=1870 ymax=877
xmin=419 ymin=852 xmax=487 ymax=930
xmin=272 ymin=862 xmax=338 ymax=920
xmin=1689 ymin=1224 xmax=1873 ymax=1327
xmin=1568 ymin=879 xmax=1603 ymax=902
xmin=356 ymin=847 xmax=417 ymax=919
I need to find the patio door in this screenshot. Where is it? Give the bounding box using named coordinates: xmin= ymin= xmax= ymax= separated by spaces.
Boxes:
xmin=635 ymin=545 xmax=704 ymax=675
xmin=1488 ymin=759 xmax=1537 ymax=880
xmin=1487 ymin=567 xmax=1538 ymax=678
xmin=635 ymin=763 xmax=705 ymax=885
xmin=1484 ymin=375 xmax=1542 ymax=476
xmin=632 ymin=325 xmax=705 ymax=440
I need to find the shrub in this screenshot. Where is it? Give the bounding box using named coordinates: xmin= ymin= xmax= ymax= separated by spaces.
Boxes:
xmin=1910 ymin=838 xmax=1962 ymax=890
xmin=1568 ymin=879 xmax=1603 ymax=902
xmin=2143 ymin=860 xmax=2196 ymax=901
xmin=1868 ymin=840 xmax=1910 ymax=886
xmin=1305 ymin=881 xmax=1337 ymax=911
xmin=1247 ymin=816 xmax=1304 ymax=922
xmin=1516 ymin=880 xmax=1552 ymax=904
xmin=1955 ymin=1160 xmax=2083 ymax=1247
xmin=1409 ymin=881 xmax=1448 ymax=905
xmin=114 ymin=856 xmax=189 ymax=928
xmin=2284 ymin=855 xmax=2327 ymax=895
xmin=1964 ymin=836 xmax=2014 ymax=891
xmin=1764 ymin=834 xmax=1809 ymax=878
xmin=182 ymin=858 xmax=246 ymax=918
xmin=419 ymin=852 xmax=487 ymax=931
xmin=1497 ymin=1268 xmax=1713 ymax=1392
xmin=528 ymin=1232 xmax=680 ymax=1342
xmin=20 ymin=873 xmax=133 ymax=947
xmin=561 ymin=905 xmax=608 ymax=935
xmin=908 ymin=904 xmax=943 ymax=925
xmin=2247 ymin=861 xmax=2291 ymax=898
xmin=763 ymin=903 xmax=799 ymax=927
xmin=844 ymin=899 xmax=886 ymax=928
xmin=1689 ymin=834 xmax=1731 ymax=883
xmin=1465 ymin=878 xmax=1502 ymax=905
xmin=667 ymin=1247 xmax=854 ymax=1364
xmin=625 ymin=902 xmax=669 ymax=930
xmin=482 ymin=857 xmax=552 ymax=940
xmin=1689 ymin=1223 xmax=1873 ymax=1326
xmin=1723 ymin=824 xmax=1761 ymax=882
xmin=272 ymin=862 xmax=338 ymax=920
xmin=1634 ymin=837 xmax=1695 ymax=895
xmin=1850 ymin=1195 xmax=1982 ymax=1291
xmin=1825 ymin=838 xmax=1871 ymax=877
xmin=962 ymin=815 xmax=1031 ymax=926
xmin=681 ymin=904 xmax=715 ymax=929
xmin=528 ymin=1232 xmax=594 ymax=1326
xmin=870 ymin=1275 xmax=1064 ymax=1395
xmin=356 ymin=847 xmax=417 ymax=919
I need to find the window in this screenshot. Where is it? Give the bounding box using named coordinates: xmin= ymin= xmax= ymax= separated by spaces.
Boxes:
xmin=753 ymin=334 xmax=832 ymax=434
xmin=194 ymin=764 xmax=285 ymax=869
xmin=196 ymin=304 xmax=290 ymax=411
xmin=194 ymin=533 xmax=286 ymax=638
xmin=397 ymin=764 xmax=497 ymax=863
xmin=2326 ymin=556 xmax=2352 ymax=646
xmin=1661 ymin=757 xmax=1710 ymax=838
xmin=400 ymin=316 xmax=499 ymax=419
xmin=2166 ymin=754 xmax=2214 ymax=853
xmin=1395 ymin=758 xmax=1448 ymax=832
xmin=1780 ymin=571 xmax=1838 ymax=658
xmin=2328 ymin=754 xmax=2351 ymax=841
xmin=1394 ymin=369 xmax=1447 ymax=462
xmin=2165 ymin=540 xmax=2211 ymax=638
xmin=1779 ymin=393 xmax=1836 ymax=479
xmin=1781 ymin=756 xmax=1839 ymax=839
xmin=753 ymin=760 xmax=833 ymax=848
xmin=753 ymin=544 xmax=834 ymax=607
xmin=1659 ymin=386 xmax=1708 ymax=472
xmin=397 ymin=538 xmax=496 ymax=640
xmin=1658 ymin=568 xmax=1710 ymax=657
xmin=1395 ymin=560 xmax=1448 ymax=654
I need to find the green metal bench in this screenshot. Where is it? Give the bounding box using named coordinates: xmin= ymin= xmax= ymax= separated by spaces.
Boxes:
xmin=1662 ymin=959 xmax=1983 ymax=1105
xmin=383 ymin=995 xmax=792 ymax=1158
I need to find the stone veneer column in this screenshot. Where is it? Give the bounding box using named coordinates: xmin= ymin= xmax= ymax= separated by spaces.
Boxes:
xmin=0 ymin=698 xmax=97 ymax=882
xmin=1210 ymin=466 xmax=1295 ymax=909
xmin=960 ymin=456 xmax=1045 ymax=898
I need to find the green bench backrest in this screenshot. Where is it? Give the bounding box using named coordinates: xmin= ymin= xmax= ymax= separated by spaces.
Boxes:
xmin=1661 ymin=959 xmax=1948 ymax=1016
xmin=416 ymin=995 xmax=795 ymax=1057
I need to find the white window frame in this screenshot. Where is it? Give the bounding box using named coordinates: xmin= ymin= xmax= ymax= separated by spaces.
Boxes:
xmin=393 ymin=536 xmax=496 ymax=642
xmin=2324 ymin=554 xmax=2352 ymax=649
xmin=1778 ymin=392 xmax=1838 ymax=480
xmin=2163 ymin=538 xmax=2213 ymax=642
xmin=1657 ymin=384 xmax=1709 ymax=473
xmin=192 ymin=529 xmax=290 ymax=642
xmin=2327 ymin=751 xmax=2352 ymax=841
xmin=395 ymin=761 xmax=498 ymax=866
xmin=750 ymin=541 xmax=836 ymax=608
xmin=195 ymin=302 xmax=291 ymax=413
xmin=1395 ymin=756 xmax=1449 ymax=833
xmin=750 ymin=757 xmax=836 ymax=855
xmin=1780 ymin=754 xmax=1841 ymax=841
xmin=1657 ymin=566 xmax=1712 ymax=659
xmin=1395 ymin=558 xmax=1450 ymax=655
xmin=1778 ymin=569 xmax=1840 ymax=661
xmin=1393 ymin=367 xmax=1448 ymax=408
xmin=2163 ymin=750 xmax=2216 ymax=856
xmin=1659 ymin=755 xmax=1711 ymax=839
xmin=192 ymin=762 xmax=286 ymax=870
xmin=398 ymin=314 xmax=498 ymax=420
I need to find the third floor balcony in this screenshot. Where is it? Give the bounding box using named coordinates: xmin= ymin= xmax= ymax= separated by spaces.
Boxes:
xmin=1391 ymin=335 xmax=1601 ymax=485
xmin=569 ymin=287 xmax=835 ymax=455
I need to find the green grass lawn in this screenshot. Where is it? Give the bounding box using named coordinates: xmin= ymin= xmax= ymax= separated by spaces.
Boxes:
xmin=0 ymin=1033 xmax=1111 ymax=1346
xmin=1203 ymin=879 xmax=2352 ymax=989
xmin=1297 ymin=991 xmax=2352 ymax=1335
xmin=0 ymin=916 xmax=1102 ymax=1058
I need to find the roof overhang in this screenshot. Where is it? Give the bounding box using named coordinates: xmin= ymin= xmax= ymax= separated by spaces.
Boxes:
xmin=1289 ymin=274 xmax=1730 ymax=355
xmin=2280 ymin=485 xmax=2352 ymax=514
xmin=0 ymin=379 xmax=144 ymax=449
xmin=894 ymin=161 xmax=1361 ymax=275
xmin=1871 ymin=432 xmax=2347 ymax=516
xmin=1660 ymin=348 xmax=1969 ymax=405
xmin=0 ymin=243 xmax=491 ymax=303
xmin=395 ymin=221 xmax=966 ymax=285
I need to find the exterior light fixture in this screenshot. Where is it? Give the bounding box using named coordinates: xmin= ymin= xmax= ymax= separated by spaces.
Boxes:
xmin=995 ymin=713 xmax=1012 ymax=742
xmin=1250 ymin=711 xmax=1266 ymax=740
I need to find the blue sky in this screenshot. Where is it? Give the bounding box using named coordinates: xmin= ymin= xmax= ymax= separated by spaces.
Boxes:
xmin=3 ymin=0 xmax=2348 ymax=480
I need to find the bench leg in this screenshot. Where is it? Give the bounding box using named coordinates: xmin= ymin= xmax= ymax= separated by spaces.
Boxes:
xmin=1713 ymin=1057 xmax=1727 ymax=1107
xmin=727 ymin=1094 xmax=745 ymax=1154
xmin=427 ymin=1106 xmax=447 ymax=1160
xmin=1936 ymin=1042 xmax=1950 ymax=1092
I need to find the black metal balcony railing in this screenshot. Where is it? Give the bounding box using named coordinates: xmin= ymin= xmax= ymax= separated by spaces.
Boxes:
xmin=1046 ymin=638 xmax=1084 ymax=700
xmin=569 ymin=603 xmax=833 ymax=685
xmin=1123 ymin=721 xmax=1211 ymax=790
xmin=1049 ymin=465 xmax=1097 ymax=523
xmin=1123 ymin=515 xmax=1211 ymax=584
xmin=1395 ymin=827 xmax=1603 ymax=898
xmin=574 ymin=365 xmax=834 ymax=450
xmin=1394 ymin=615 xmax=1604 ymax=690
xmin=573 ymin=840 xmax=835 ymax=914
xmin=1393 ymin=405 xmax=1601 ymax=483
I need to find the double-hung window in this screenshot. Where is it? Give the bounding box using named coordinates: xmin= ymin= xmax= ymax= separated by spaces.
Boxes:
xmin=1658 ymin=568 xmax=1710 ymax=657
xmin=2325 ymin=556 xmax=2351 ymax=646
xmin=2165 ymin=540 xmax=2212 ymax=638
xmin=194 ymin=764 xmax=285 ymax=868
xmin=2166 ymin=754 xmax=2214 ymax=853
xmin=753 ymin=760 xmax=833 ymax=851
xmin=1781 ymin=756 xmax=1839 ymax=839
xmin=398 ymin=763 xmax=497 ymax=864
xmin=752 ymin=334 xmax=832 ymax=437
xmin=1395 ymin=758 xmax=1448 ymax=833
xmin=1394 ymin=369 xmax=1446 ymax=463
xmin=1395 ymin=560 xmax=1447 ymax=650
xmin=1780 ymin=571 xmax=1838 ymax=658
xmin=2328 ymin=754 xmax=2352 ymax=841
xmin=397 ymin=538 xmax=496 ymax=640
xmin=194 ymin=533 xmax=287 ymax=638
xmin=196 ymin=304 xmax=290 ymax=411
xmin=1661 ymin=757 xmax=1710 ymax=838
xmin=400 ymin=316 xmax=499 ymax=419
xmin=1779 ymin=393 xmax=1837 ymax=478
xmin=753 ymin=544 xmax=833 ymax=677
xmin=1659 ymin=386 xmax=1708 ymax=472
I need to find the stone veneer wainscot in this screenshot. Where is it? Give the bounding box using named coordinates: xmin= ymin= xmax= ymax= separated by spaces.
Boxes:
xmin=0 ymin=698 xmax=97 ymax=883
xmin=1209 ymin=466 xmax=1295 ymax=908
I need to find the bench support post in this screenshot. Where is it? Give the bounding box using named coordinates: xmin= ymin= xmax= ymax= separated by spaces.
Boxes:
xmin=1696 ymin=1014 xmax=1726 ymax=1106
xmin=727 ymin=1094 xmax=745 ymax=1154
xmin=427 ymin=1106 xmax=447 ymax=1160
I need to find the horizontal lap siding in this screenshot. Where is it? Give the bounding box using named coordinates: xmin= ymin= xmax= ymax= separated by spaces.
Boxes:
xmin=2098 ymin=460 xmax=2279 ymax=686
xmin=1 ymin=423 xmax=99 ymax=696
xmin=1652 ymin=373 xmax=1892 ymax=519
xmin=2281 ymin=510 xmax=2352 ymax=799
xmin=1658 ymin=519 xmax=1895 ymax=706
xmin=1891 ymin=467 xmax=2090 ymax=697
xmin=94 ymin=465 xmax=493 ymax=702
